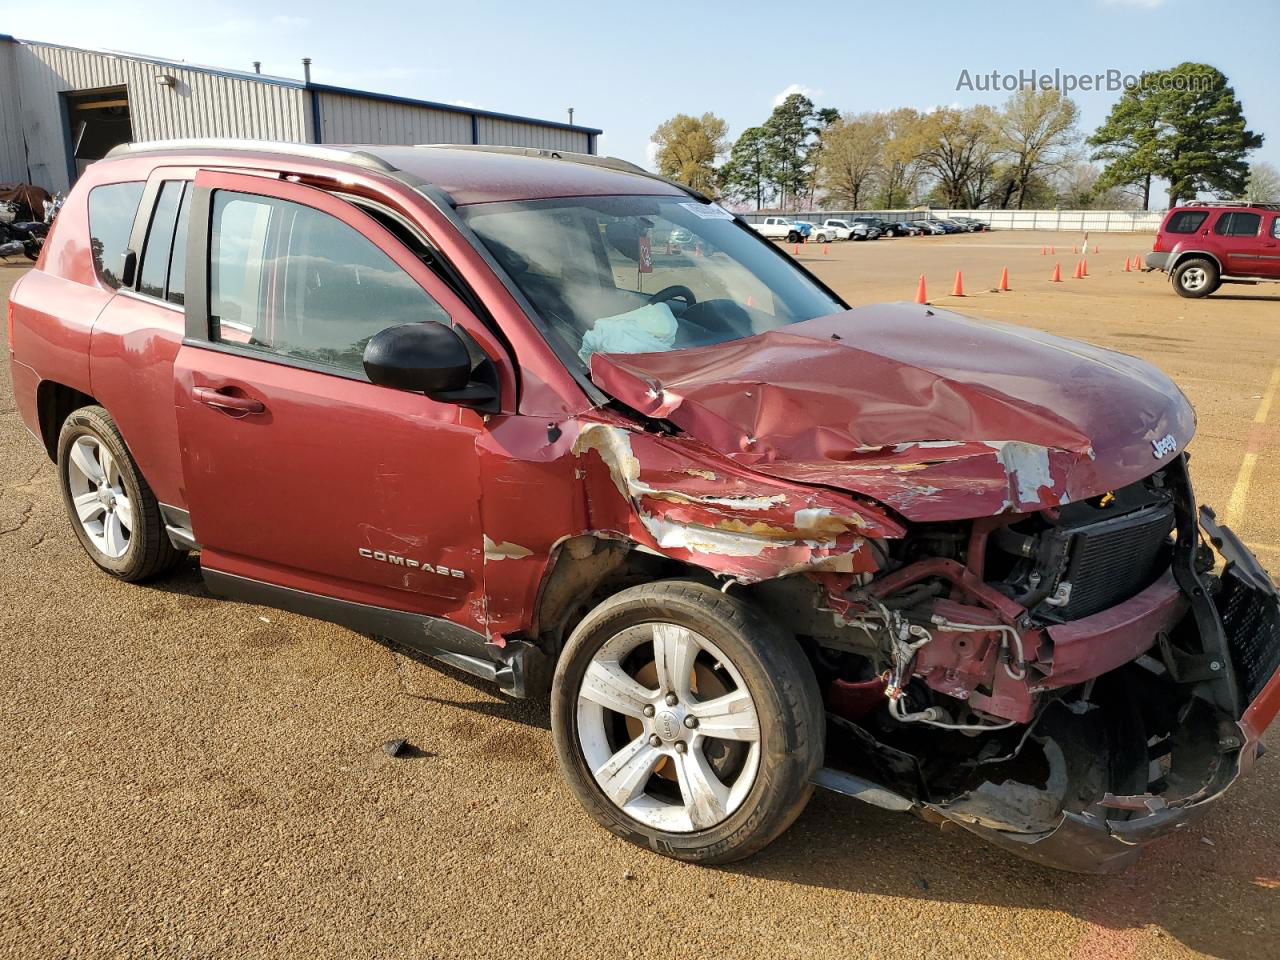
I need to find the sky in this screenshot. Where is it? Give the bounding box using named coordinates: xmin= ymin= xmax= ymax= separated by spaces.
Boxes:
xmin=4 ymin=0 xmax=1278 ymax=181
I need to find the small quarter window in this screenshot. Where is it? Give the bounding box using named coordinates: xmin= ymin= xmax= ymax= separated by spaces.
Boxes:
xmin=87 ymin=181 xmax=144 ymax=289
xmin=1214 ymin=212 xmax=1262 ymax=237
xmin=208 ymin=191 xmax=452 ymax=375
xmin=1272 ymin=217 xmax=1280 ymax=240
xmin=138 ymin=181 xmax=184 ymax=299
xmin=167 ymin=186 xmax=192 ymax=305
xmin=1165 ymin=211 xmax=1207 ymax=234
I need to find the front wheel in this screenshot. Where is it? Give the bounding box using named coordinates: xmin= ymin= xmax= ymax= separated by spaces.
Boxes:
xmin=552 ymin=581 xmax=823 ymax=864
xmin=1172 ymin=258 xmax=1220 ymax=298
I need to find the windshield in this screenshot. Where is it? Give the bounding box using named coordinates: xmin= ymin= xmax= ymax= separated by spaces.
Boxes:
xmin=458 ymin=195 xmax=844 ymax=366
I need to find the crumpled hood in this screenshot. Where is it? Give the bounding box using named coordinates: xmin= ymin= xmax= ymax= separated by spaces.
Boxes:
xmin=589 ymin=303 xmax=1196 ymax=521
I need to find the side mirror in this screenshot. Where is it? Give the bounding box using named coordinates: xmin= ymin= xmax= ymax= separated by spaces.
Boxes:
xmin=364 ymin=322 xmax=476 ymax=399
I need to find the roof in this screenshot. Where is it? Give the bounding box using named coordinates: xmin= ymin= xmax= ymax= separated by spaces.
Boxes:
xmin=104 ymin=141 xmax=689 ymax=205
xmin=0 ymin=35 xmax=602 ymax=137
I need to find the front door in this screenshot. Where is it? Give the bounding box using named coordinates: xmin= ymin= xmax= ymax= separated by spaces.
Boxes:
xmin=173 ymin=170 xmax=499 ymax=635
xmin=1210 ymin=210 xmax=1268 ymax=277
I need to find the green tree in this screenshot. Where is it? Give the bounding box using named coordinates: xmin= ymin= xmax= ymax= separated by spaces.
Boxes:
xmin=719 ymin=126 xmax=773 ymax=209
xmin=762 ymin=93 xmax=817 ymax=210
xmin=1090 ymin=64 xmax=1263 ymax=208
xmin=877 ymin=108 xmax=925 ymax=208
xmin=650 ymin=112 xmax=729 ymax=195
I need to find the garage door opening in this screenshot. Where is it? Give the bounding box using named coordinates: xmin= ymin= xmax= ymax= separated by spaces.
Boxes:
xmin=64 ymin=86 xmax=133 ymax=181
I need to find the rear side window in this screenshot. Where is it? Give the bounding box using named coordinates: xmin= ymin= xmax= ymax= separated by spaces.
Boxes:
xmin=138 ymin=181 xmax=184 ymax=299
xmin=208 ymin=191 xmax=451 ymax=375
xmin=1214 ymin=212 xmax=1262 ymax=237
xmin=166 ymin=186 xmax=192 ymax=305
xmin=1273 ymin=217 xmax=1280 ymax=240
xmin=87 ymin=181 xmax=144 ymax=289
xmin=1164 ymin=211 xmax=1207 ymax=234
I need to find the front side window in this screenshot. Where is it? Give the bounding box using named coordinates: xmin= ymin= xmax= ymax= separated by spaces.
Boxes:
xmin=1214 ymin=212 xmax=1262 ymax=237
xmin=87 ymin=181 xmax=144 ymax=289
xmin=459 ymin=195 xmax=843 ymax=366
xmin=208 ymin=192 xmax=451 ymax=375
xmin=1165 ymin=211 xmax=1207 ymax=234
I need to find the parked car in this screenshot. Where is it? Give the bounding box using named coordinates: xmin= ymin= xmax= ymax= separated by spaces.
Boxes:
xmin=950 ymin=217 xmax=989 ymax=232
xmin=751 ymin=216 xmax=811 ymax=243
xmin=8 ymin=140 xmax=1278 ymax=874
xmin=1144 ymin=201 xmax=1280 ymax=298
xmin=912 ymin=219 xmax=946 ymax=236
xmin=851 ymin=216 xmax=885 ymax=239
xmin=813 ymin=219 xmax=866 ymax=241
xmin=882 ymin=221 xmax=920 ymax=237
xmin=935 ymin=219 xmax=967 ymax=234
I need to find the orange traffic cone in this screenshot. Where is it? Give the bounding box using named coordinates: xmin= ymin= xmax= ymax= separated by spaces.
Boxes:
xmin=1072 ymin=260 xmax=1083 ymax=279
xmin=1072 ymin=245 xmax=1078 ymax=255
xmin=998 ymin=267 xmax=1010 ymax=291
xmin=793 ymin=244 xmax=800 ymax=255
xmin=951 ymin=271 xmax=965 ymax=297
xmin=915 ymin=274 xmax=928 ymax=304
xmin=694 ymin=244 xmax=702 ymax=258
xmin=822 ymin=244 xmax=829 ymax=255
xmin=1093 ymin=244 xmax=1099 ymax=254
xmin=1081 ymin=258 xmax=1089 ymax=277
xmin=1051 ymin=263 xmax=1062 ymax=282
xmin=1041 ymin=246 xmax=1047 ymax=256
xmin=1123 ymin=257 xmax=1132 ymax=272
xmin=1050 ymin=245 xmax=1056 ymax=255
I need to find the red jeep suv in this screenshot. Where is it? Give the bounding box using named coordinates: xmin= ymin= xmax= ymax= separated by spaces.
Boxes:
xmin=8 ymin=140 xmax=1280 ymax=872
xmin=1146 ymin=200 xmax=1280 ymax=297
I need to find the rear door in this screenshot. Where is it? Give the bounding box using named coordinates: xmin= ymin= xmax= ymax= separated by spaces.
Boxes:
xmin=1211 ymin=210 xmax=1267 ymax=277
xmin=1262 ymin=213 xmax=1280 ymax=278
xmin=174 ymin=170 xmax=500 ymax=634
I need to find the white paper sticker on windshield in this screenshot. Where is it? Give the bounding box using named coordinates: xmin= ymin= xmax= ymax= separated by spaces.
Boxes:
xmin=679 ymin=201 xmax=733 ymax=220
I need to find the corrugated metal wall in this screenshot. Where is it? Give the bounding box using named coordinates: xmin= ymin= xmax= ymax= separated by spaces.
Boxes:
xmin=0 ymin=41 xmax=28 ymax=182
xmin=11 ymin=41 xmax=310 ymax=193
xmin=476 ymin=116 xmax=591 ymax=152
xmin=316 ymin=91 xmax=472 ymax=145
xmin=317 ymin=90 xmax=591 ymax=153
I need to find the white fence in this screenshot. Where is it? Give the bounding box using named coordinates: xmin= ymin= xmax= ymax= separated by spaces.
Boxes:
xmin=737 ymin=208 xmax=1164 ymax=233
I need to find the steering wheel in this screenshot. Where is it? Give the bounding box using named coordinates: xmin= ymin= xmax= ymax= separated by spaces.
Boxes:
xmin=648 ymin=285 xmax=697 ymax=307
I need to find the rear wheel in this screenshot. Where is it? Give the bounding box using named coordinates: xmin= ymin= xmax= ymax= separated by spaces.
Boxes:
xmin=786 ymin=230 xmax=800 ymax=244
xmin=552 ymin=581 xmax=823 ymax=864
xmin=57 ymin=405 xmax=185 ymax=581
xmin=1172 ymin=258 xmax=1219 ymax=298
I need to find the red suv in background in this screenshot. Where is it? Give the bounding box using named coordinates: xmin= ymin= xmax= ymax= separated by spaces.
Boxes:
xmin=1146 ymin=200 xmax=1280 ymax=297
xmin=7 ymin=140 xmax=1280 ymax=874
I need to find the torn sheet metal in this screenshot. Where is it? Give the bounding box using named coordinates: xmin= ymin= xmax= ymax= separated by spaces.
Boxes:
xmin=590 ymin=303 xmax=1197 ymax=521
xmin=571 ymin=421 xmax=902 ymax=582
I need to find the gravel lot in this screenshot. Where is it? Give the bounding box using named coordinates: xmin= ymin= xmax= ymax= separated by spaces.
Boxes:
xmin=2 ymin=231 xmax=1277 ymax=959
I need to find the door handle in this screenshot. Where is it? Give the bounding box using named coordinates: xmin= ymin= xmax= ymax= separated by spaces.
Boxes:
xmin=192 ymin=385 xmax=265 ymax=414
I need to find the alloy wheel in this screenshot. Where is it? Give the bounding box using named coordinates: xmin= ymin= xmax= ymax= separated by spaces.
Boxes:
xmin=575 ymin=622 xmax=761 ymax=833
xmin=66 ymin=434 xmax=133 ymax=558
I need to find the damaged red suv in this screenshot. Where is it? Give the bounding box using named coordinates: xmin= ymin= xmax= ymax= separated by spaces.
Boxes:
xmin=8 ymin=140 xmax=1279 ymax=873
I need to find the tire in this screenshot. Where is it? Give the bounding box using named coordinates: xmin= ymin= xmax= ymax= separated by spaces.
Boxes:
xmin=1171 ymin=258 xmax=1220 ymax=298
xmin=57 ymin=405 xmax=185 ymax=582
xmin=551 ymin=580 xmax=824 ymax=865
xmin=815 ymin=233 xmax=828 ymax=243
xmin=786 ymin=231 xmax=800 ymax=244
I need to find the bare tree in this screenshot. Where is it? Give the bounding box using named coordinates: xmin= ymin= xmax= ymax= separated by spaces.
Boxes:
xmin=916 ymin=106 xmax=999 ymax=208
xmin=1245 ymin=161 xmax=1280 ymax=203
xmin=994 ymin=88 xmax=1080 ymax=208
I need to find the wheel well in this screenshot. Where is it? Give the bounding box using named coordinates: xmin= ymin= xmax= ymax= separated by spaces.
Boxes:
xmin=1170 ymin=251 xmax=1222 ymax=275
xmin=36 ymin=381 xmax=97 ymax=461
xmin=531 ymin=536 xmax=713 ymax=662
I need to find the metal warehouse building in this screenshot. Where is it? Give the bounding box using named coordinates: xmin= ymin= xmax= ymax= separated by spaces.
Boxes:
xmin=0 ymin=35 xmax=602 ymax=194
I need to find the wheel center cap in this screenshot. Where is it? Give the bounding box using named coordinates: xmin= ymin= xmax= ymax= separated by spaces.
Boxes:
xmin=653 ymin=710 xmax=681 ymax=742
xmin=98 ymin=489 xmax=115 ymax=508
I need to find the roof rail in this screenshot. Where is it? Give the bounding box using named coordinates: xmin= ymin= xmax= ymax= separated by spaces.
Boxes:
xmin=415 ymin=143 xmax=712 ymax=203
xmin=104 ymin=138 xmax=399 ymax=173
xmin=1181 ymin=199 xmax=1280 ymax=211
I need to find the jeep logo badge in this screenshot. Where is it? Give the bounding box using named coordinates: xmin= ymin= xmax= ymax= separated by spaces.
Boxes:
xmin=654 ymin=711 xmax=680 ymax=742
xmin=1152 ymin=433 xmax=1177 ymax=459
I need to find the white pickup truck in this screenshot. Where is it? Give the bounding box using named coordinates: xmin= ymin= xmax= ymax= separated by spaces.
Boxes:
xmin=750 ymin=216 xmax=810 ymax=243
xmin=815 ymin=219 xmax=871 ymax=242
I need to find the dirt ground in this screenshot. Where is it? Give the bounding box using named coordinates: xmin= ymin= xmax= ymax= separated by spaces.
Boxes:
xmin=2 ymin=230 xmax=1278 ymax=960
